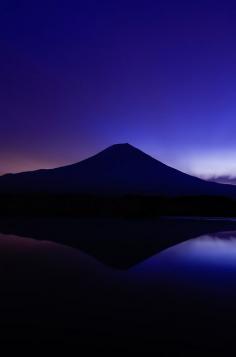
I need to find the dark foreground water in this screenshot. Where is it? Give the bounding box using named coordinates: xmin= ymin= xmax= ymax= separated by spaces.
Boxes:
xmin=0 ymin=218 xmax=236 ymax=352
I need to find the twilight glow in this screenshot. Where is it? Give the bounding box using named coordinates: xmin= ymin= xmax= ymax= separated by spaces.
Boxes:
xmin=1 ymin=1 xmax=236 ymax=181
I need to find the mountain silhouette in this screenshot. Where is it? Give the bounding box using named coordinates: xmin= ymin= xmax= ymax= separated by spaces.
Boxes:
xmin=1 ymin=143 xmax=236 ymax=197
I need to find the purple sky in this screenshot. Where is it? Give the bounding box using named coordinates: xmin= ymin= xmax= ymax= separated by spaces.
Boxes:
xmin=1 ymin=0 xmax=236 ymax=179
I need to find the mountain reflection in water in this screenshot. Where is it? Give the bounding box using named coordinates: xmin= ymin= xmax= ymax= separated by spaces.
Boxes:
xmin=0 ymin=218 xmax=236 ymax=351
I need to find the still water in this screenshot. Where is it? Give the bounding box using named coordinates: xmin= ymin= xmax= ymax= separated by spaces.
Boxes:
xmin=0 ymin=218 xmax=236 ymax=349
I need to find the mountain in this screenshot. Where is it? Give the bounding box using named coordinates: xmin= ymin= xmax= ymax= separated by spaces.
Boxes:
xmin=1 ymin=143 xmax=236 ymax=197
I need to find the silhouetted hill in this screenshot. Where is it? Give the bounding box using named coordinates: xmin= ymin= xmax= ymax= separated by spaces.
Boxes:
xmin=1 ymin=143 xmax=236 ymax=197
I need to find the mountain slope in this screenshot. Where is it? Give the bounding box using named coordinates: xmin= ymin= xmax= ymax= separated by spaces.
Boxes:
xmin=0 ymin=143 xmax=236 ymax=197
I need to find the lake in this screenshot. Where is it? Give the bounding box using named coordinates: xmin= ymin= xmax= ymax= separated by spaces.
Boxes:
xmin=0 ymin=217 xmax=236 ymax=352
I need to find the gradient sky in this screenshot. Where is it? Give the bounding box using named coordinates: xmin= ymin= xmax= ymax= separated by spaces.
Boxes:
xmin=1 ymin=0 xmax=236 ymax=179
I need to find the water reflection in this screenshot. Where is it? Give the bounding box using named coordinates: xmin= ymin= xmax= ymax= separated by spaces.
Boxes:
xmin=1 ymin=222 xmax=236 ymax=347
xmin=141 ymin=230 xmax=236 ymax=268
xmin=128 ymin=230 xmax=236 ymax=299
xmin=178 ymin=232 xmax=236 ymax=266
xmin=1 ymin=217 xmax=236 ymax=269
xmin=0 ymin=233 xmax=120 ymax=286
xmin=2 ymin=227 xmax=236 ymax=294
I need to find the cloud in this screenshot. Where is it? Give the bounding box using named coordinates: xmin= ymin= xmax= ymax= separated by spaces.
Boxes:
xmin=207 ymin=175 xmax=236 ymax=185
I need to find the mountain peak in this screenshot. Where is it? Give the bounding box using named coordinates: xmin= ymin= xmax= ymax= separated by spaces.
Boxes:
xmin=96 ymin=143 xmax=140 ymax=156
xmin=107 ymin=143 xmax=134 ymax=149
xmin=102 ymin=143 xmax=143 ymax=154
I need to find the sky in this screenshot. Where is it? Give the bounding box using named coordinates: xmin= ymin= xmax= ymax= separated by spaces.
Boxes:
xmin=1 ymin=0 xmax=236 ymax=181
